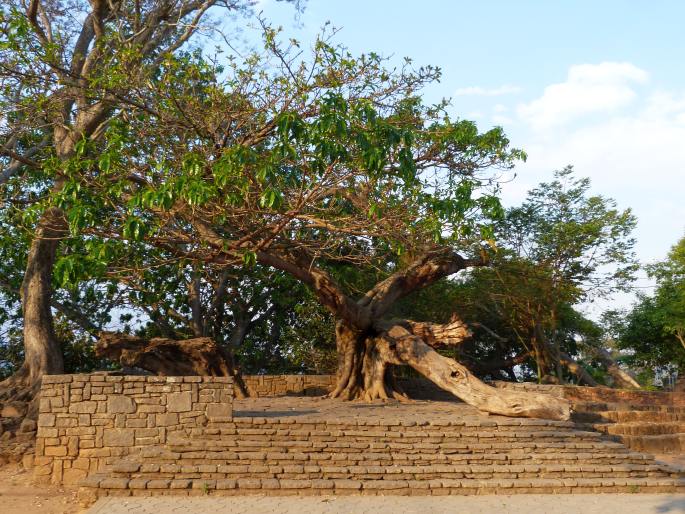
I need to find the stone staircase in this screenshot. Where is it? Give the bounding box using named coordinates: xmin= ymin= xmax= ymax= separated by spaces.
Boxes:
xmin=79 ymin=413 xmax=685 ymax=498
xmin=573 ymin=401 xmax=685 ymax=454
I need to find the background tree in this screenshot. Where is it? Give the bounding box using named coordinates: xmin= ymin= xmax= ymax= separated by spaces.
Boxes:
xmin=0 ymin=0 xmax=306 ymax=390
xmin=617 ymin=235 xmax=685 ymax=376
xmin=404 ymin=168 xmax=638 ymax=386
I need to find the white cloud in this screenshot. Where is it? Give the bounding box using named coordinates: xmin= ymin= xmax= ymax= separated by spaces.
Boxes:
xmin=466 ymin=111 xmax=484 ymax=120
xmin=492 ymin=114 xmax=514 ymax=126
xmin=517 ymin=62 xmax=649 ymax=130
xmin=509 ymin=90 xmax=685 ymax=264
xmin=454 ymin=84 xmax=522 ymax=97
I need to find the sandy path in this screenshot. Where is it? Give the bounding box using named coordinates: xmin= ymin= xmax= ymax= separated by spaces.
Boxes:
xmin=0 ymin=464 xmax=83 ymax=514
xmin=87 ymin=494 xmax=685 ymax=514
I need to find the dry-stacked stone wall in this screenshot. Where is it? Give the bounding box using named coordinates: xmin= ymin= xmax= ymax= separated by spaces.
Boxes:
xmin=241 ymin=375 xmax=335 ymax=397
xmin=34 ymin=375 xmax=233 ymax=485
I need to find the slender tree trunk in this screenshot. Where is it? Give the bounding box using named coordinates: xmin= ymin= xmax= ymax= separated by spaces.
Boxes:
xmin=2 ymin=208 xmax=66 ymax=389
xmin=588 ymin=347 xmax=641 ymax=389
xmin=532 ymin=324 xmax=559 ymax=384
xmin=189 ymin=272 xmax=204 ymax=337
xmin=559 ymin=351 xmax=598 ymax=386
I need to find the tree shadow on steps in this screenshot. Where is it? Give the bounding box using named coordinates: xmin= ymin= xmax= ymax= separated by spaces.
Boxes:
xmin=656 ymin=496 xmax=685 ymax=513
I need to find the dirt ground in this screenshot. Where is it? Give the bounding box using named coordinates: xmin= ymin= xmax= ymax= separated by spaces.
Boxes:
xmin=0 ymin=464 xmax=83 ymax=514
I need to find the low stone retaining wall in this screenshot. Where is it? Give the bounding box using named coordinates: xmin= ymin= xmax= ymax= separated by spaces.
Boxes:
xmin=241 ymin=375 xmax=335 ymax=397
xmin=240 ymin=375 xmax=455 ymax=400
xmin=34 ymin=374 xmax=233 ymax=485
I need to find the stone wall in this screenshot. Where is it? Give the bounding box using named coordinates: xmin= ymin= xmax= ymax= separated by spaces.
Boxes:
xmin=34 ymin=374 xmax=233 ymax=485
xmin=241 ymin=375 xmax=335 ymax=397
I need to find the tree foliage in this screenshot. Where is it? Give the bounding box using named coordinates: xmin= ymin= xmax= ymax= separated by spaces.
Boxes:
xmin=617 ymin=236 xmax=685 ymax=373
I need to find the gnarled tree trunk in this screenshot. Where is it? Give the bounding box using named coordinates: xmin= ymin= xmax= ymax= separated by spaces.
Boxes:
xmin=2 ymin=208 xmax=66 ymax=391
xmin=588 ymin=347 xmax=641 ymax=389
xmin=256 ymin=248 xmax=573 ymax=421
xmin=96 ymin=333 xmax=249 ymax=398
xmin=329 ymin=319 xmax=570 ymax=420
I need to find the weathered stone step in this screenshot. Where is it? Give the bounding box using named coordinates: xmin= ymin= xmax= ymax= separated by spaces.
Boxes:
xmin=575 ymin=411 xmax=685 ymax=423
xmin=594 ymin=422 xmax=685 ymax=436
xmin=159 ymin=441 xmax=630 ymax=459
xmin=612 ymin=434 xmax=685 ymax=454
xmin=231 ymin=418 xmax=579 ymax=429
xmin=132 ymin=447 xmax=653 ymax=468
xmin=573 ymin=402 xmax=685 ymax=414
xmin=157 ymin=441 xmax=634 ymax=459
xmin=188 ymin=428 xmax=606 ymax=444
xmin=110 ymin=461 xmax=674 ymax=481
xmin=79 ymin=474 xmax=685 ymax=497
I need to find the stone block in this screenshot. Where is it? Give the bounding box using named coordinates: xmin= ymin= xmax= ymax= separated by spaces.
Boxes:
xmin=206 ymin=403 xmax=232 ymax=420
xmin=43 ymin=375 xmax=73 ymax=384
xmin=155 ymin=413 xmax=179 ymax=426
xmin=107 ymin=395 xmax=137 ymax=414
xmin=62 ymin=468 xmax=88 ymax=485
xmin=100 ymin=478 xmax=129 ymax=489
xmin=216 ymin=479 xmax=237 ymax=490
xmin=44 ymin=446 xmax=67 ymax=456
xmin=67 ymin=436 xmax=79 ymax=456
xmin=128 ymin=479 xmax=149 ymax=490
xmin=112 ymin=461 xmax=141 ymax=473
xmin=168 ymin=479 xmax=191 ymax=489
xmin=167 ymin=392 xmax=192 ymax=412
xmin=237 ymin=478 xmax=262 ymax=489
xmin=103 ymin=428 xmax=134 ymax=447
xmin=68 ymin=402 xmax=97 ymax=414
xmin=147 ymin=479 xmax=171 ymax=489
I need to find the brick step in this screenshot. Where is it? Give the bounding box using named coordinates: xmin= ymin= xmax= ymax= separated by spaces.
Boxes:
xmin=156 ymin=446 xmax=632 ymax=462
xmin=155 ymin=443 xmax=635 ymax=461
xmin=572 ymin=402 xmax=685 ymax=414
xmin=191 ymin=428 xmax=606 ymax=443
xmin=109 ymin=462 xmax=674 ymax=481
xmin=131 ymin=455 xmax=656 ymax=469
xmin=163 ymin=436 xmax=625 ymax=452
xmin=79 ymin=475 xmax=685 ymax=497
xmin=592 ymin=422 xmax=685 ymax=436
xmin=231 ymin=418 xmax=579 ymax=429
xmin=574 ymin=411 xmax=685 ymax=423
xmin=611 ymin=434 xmax=685 ymax=454
xmin=228 ymin=421 xmax=580 ymax=434
xmin=133 ymin=444 xmax=653 ymax=463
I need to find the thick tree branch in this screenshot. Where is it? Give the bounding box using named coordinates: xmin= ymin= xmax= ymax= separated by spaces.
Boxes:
xmin=360 ymin=248 xmax=486 ymax=319
xmin=376 ymin=316 xmax=472 ymax=348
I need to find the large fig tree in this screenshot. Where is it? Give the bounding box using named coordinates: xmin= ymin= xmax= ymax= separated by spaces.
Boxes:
xmin=48 ymin=25 xmax=570 ymax=419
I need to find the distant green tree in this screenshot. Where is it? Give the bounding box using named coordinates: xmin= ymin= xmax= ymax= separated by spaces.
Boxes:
xmin=617 ymin=236 xmax=685 ymax=373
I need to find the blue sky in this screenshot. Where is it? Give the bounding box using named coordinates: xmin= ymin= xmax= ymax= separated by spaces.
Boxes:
xmin=250 ymin=0 xmax=685 ymax=310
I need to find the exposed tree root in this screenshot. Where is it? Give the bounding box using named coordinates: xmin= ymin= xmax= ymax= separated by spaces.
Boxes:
xmin=329 ymin=319 xmax=571 ymax=420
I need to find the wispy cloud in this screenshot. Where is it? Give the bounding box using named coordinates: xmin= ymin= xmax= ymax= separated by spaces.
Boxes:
xmin=517 ymin=62 xmax=649 ymax=130
xmin=454 ymin=84 xmax=522 ymax=97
